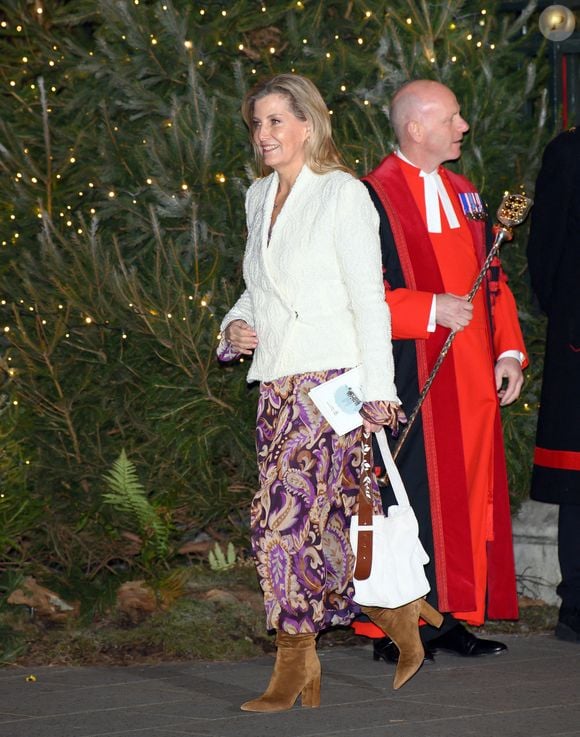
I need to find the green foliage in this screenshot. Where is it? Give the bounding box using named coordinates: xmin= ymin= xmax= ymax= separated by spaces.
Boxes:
xmin=0 ymin=623 xmax=27 ymax=665
xmin=0 ymin=593 xmax=266 ymax=665
xmin=0 ymin=571 xmax=27 ymax=664
xmin=0 ymin=427 xmax=38 ymax=562
xmin=208 ymin=541 xmax=237 ymax=572
xmin=0 ymin=563 xmax=267 ymax=665
xmin=102 ymin=449 xmax=170 ymax=561
xmin=0 ymin=0 xmax=553 ymax=592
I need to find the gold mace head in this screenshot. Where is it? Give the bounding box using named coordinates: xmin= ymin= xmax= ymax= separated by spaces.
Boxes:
xmin=496 ymin=193 xmax=533 ymax=229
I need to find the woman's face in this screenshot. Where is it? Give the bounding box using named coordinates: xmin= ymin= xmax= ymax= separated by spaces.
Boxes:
xmin=251 ymin=93 xmax=310 ymax=178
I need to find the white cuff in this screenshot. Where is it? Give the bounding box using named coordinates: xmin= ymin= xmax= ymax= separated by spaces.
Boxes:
xmin=427 ymin=295 xmax=437 ymax=333
xmin=497 ymin=350 xmax=525 ymax=365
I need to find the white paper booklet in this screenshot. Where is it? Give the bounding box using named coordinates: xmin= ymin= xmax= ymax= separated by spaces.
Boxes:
xmin=308 ymin=366 xmax=363 ymax=435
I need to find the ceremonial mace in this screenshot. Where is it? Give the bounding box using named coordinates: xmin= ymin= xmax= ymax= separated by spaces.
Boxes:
xmin=381 ymin=192 xmax=533 ymax=476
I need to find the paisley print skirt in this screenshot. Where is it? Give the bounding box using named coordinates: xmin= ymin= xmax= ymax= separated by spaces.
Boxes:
xmin=252 ymin=369 xmax=381 ymax=634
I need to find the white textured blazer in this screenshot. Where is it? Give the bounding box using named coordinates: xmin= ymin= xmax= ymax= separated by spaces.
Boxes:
xmin=221 ymin=165 xmax=398 ymax=402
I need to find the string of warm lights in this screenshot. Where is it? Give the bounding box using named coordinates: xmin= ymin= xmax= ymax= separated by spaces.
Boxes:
xmin=0 ymin=0 xmax=538 ymax=328
xmin=0 ymin=0 xmax=495 ymax=246
xmin=0 ymin=296 xmax=217 ymax=336
xmin=0 ymin=0 xmax=544 ymax=535
xmin=0 ymin=2 xmax=499 ymax=252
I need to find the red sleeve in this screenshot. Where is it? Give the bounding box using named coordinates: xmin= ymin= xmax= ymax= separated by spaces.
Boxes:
xmin=386 ymin=287 xmax=434 ymax=341
xmin=492 ymin=279 xmax=529 ymax=369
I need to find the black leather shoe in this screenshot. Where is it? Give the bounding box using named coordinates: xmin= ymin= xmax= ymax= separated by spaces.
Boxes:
xmin=555 ymin=607 xmax=580 ymax=643
xmin=373 ymin=636 xmax=434 ymax=664
xmin=426 ymin=623 xmax=507 ymax=657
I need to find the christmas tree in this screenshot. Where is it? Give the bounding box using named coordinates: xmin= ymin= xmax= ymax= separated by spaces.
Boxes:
xmin=0 ymin=0 xmax=550 ymax=592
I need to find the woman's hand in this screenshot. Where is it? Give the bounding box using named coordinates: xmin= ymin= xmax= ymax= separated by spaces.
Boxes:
xmin=224 ymin=319 xmax=259 ymax=355
xmin=360 ymin=400 xmax=406 ymax=434
xmin=361 ymin=417 xmax=383 ymax=434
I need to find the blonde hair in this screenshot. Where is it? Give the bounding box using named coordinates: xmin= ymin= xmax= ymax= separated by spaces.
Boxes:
xmin=241 ymin=74 xmax=351 ymax=175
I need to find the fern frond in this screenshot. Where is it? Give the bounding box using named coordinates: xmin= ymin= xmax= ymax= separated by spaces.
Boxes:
xmin=102 ymin=450 xmax=170 ymax=557
xmin=102 ymin=450 xmax=142 ymax=508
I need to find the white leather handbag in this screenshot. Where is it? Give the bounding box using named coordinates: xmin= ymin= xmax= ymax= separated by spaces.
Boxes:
xmin=349 ymin=428 xmax=430 ymax=609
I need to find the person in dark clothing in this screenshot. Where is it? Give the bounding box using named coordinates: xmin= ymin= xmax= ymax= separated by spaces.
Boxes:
xmin=527 ymin=125 xmax=580 ymax=643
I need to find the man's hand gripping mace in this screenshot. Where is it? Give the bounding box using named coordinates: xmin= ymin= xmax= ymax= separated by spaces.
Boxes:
xmin=379 ymin=192 xmax=533 ymax=482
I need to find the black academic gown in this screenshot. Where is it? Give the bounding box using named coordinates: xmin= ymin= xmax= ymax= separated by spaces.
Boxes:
xmin=527 ymin=126 xmax=580 ymax=504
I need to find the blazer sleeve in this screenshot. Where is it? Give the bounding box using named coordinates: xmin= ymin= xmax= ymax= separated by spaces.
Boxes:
xmin=219 ymin=184 xmax=256 ymax=333
xmin=217 ymin=184 xmax=258 ymax=357
xmin=219 ymin=289 xmax=254 ymax=333
xmin=333 ymin=178 xmax=399 ymax=403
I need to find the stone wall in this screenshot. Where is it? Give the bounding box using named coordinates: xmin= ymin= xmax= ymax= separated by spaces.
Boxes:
xmin=513 ymin=499 xmax=561 ymax=606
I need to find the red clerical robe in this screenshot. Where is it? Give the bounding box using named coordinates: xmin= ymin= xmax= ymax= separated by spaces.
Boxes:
xmin=364 ymin=154 xmax=527 ymax=624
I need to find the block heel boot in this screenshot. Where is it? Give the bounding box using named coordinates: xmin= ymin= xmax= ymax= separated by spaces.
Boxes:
xmin=240 ymin=631 xmax=320 ymax=712
xmin=362 ymin=598 xmax=443 ymax=689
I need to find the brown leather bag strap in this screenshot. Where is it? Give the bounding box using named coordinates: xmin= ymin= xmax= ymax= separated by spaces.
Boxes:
xmin=354 ymin=430 xmax=373 ymax=580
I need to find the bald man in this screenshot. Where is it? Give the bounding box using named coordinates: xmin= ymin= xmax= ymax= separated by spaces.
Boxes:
xmin=354 ymin=80 xmax=527 ymax=661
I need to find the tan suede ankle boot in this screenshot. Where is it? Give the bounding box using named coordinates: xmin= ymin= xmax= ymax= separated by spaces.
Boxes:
xmin=362 ymin=598 xmax=443 ymax=689
xmin=240 ymin=631 xmax=320 ymax=712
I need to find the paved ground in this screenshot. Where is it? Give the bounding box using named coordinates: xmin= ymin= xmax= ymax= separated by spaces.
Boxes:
xmin=0 ymin=633 xmax=578 ymax=737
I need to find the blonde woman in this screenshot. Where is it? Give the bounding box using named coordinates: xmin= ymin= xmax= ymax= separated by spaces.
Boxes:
xmin=218 ymin=74 xmax=441 ymax=712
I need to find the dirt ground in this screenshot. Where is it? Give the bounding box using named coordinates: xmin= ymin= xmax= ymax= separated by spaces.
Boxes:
xmin=2 ymin=581 xmax=559 ymax=668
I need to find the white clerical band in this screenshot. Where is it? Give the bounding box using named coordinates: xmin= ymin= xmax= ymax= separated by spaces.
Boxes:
xmin=420 ymin=170 xmax=460 ymax=233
